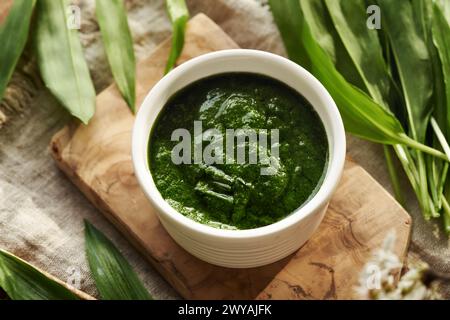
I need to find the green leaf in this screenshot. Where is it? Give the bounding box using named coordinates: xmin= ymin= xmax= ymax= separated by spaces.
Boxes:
xmin=301 ymin=0 xmax=407 ymax=205
xmin=410 ymin=0 xmax=450 ymax=215
xmin=435 ymin=0 xmax=450 ymax=25
xmin=0 ymin=0 xmax=36 ymax=101
xmin=383 ymin=145 xmax=405 ymax=206
xmin=432 ymin=3 xmax=450 ymax=216
xmin=272 ymin=1 xmax=397 ymax=144
xmin=84 ymin=221 xmax=152 ymax=300
xmin=271 ymin=0 xmax=446 ymax=159
xmin=270 ymin=1 xmax=449 ymax=229
xmin=96 ymin=0 xmax=136 ymax=112
xmin=432 ymin=3 xmax=450 ymax=140
xmin=299 ymin=0 xmax=365 ymax=91
xmin=323 ymin=0 xmax=437 ymax=212
xmin=165 ymin=0 xmax=189 ymax=74
xmin=268 ymin=0 xmax=310 ymax=69
xmin=377 ymin=0 xmax=436 ymax=218
xmin=0 ymin=249 xmax=79 ymax=300
xmin=300 ymin=22 xmax=406 ymax=145
xmin=377 ymin=0 xmax=434 ymax=142
xmin=323 ymin=0 xmax=391 ymax=107
xmin=36 ymin=0 xmax=96 ymax=124
xmin=428 ymin=23 xmax=447 ymax=139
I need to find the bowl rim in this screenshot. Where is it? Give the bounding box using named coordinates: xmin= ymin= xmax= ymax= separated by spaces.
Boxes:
xmin=132 ymin=49 xmax=346 ymax=240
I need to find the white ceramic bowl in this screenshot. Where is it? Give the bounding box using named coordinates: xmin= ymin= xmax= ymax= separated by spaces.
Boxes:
xmin=132 ymin=49 xmax=346 ymax=268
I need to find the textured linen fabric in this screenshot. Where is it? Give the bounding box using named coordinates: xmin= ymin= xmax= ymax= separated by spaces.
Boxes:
xmin=0 ymin=0 xmax=448 ymax=299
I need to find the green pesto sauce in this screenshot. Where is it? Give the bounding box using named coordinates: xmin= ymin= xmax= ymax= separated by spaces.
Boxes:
xmin=149 ymin=73 xmax=328 ymax=230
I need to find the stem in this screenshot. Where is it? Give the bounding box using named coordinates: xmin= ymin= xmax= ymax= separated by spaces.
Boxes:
xmin=429 ymin=197 xmax=438 ymax=219
xmin=440 ymin=195 xmax=450 ymax=235
xmin=438 ymin=163 xmax=449 ymax=196
xmin=393 ymin=144 xmax=436 ymax=219
xmin=393 ymin=144 xmax=419 ymax=186
xmin=416 ymin=150 xmax=436 ymax=219
xmin=430 ymin=117 xmax=450 ymax=160
xmin=399 ymin=134 xmax=449 ymax=161
xmin=392 ymin=144 xmax=430 ymax=215
xmin=437 ymin=163 xmax=450 ymax=211
xmin=428 ymin=156 xmax=440 ymax=210
xmin=383 ymin=145 xmax=405 ymax=206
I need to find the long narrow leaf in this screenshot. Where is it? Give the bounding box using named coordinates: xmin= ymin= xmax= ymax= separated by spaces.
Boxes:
xmin=96 ymin=0 xmax=136 ymax=112
xmin=412 ymin=0 xmax=441 ymax=217
xmin=323 ymin=0 xmax=391 ymax=107
xmin=377 ymin=0 xmax=434 ymax=142
xmin=84 ymin=221 xmax=152 ymax=300
xmin=377 ymin=0 xmax=436 ymax=218
xmin=321 ymin=0 xmax=415 ymax=206
xmin=432 ymin=3 xmax=450 ymax=140
xmin=299 ymin=0 xmax=364 ymax=90
xmin=410 ymin=0 xmax=450 ymax=214
xmin=270 ymin=0 xmax=446 ymax=159
xmin=435 ymin=0 xmax=450 ymax=25
xmin=429 ymin=26 xmax=447 ymax=139
xmin=36 ymin=0 xmax=96 ymax=124
xmin=0 ymin=0 xmax=36 ymax=101
xmin=268 ymin=0 xmax=310 ymax=69
xmin=165 ymin=0 xmax=189 ymax=74
xmin=272 ymin=1 xmax=391 ymax=143
xmin=432 ymin=3 xmax=450 ymax=216
xmin=299 ymin=21 xmax=405 ymax=145
xmin=0 ymin=249 xmax=79 ymax=300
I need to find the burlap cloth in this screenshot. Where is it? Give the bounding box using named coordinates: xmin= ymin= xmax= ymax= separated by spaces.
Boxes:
xmin=0 ymin=0 xmax=448 ymax=299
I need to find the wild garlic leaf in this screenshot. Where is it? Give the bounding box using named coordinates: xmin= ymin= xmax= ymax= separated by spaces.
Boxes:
xmin=415 ymin=0 xmax=447 ymax=139
xmin=377 ymin=0 xmax=434 ymax=142
xmin=432 ymin=3 xmax=450 ymax=139
xmin=323 ymin=0 xmax=392 ymax=108
xmin=0 ymin=0 xmax=36 ymax=101
xmin=84 ymin=221 xmax=152 ymax=300
xmin=0 ymin=249 xmax=79 ymax=300
xmin=96 ymin=0 xmax=136 ymax=112
xmin=299 ymin=0 xmax=405 ymax=204
xmin=299 ymin=0 xmax=365 ymax=89
xmin=271 ymin=0 xmax=440 ymax=150
xmin=435 ymin=0 xmax=450 ymax=25
xmin=301 ymin=23 xmax=407 ymax=145
xmin=268 ymin=0 xmax=310 ymax=69
xmin=36 ymin=0 xmax=96 ymax=124
xmin=379 ymin=0 xmax=437 ymax=217
xmin=165 ymin=0 xmax=189 ymax=74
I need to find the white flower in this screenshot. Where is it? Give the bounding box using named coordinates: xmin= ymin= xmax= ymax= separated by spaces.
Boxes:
xmin=356 ymin=231 xmax=441 ymax=300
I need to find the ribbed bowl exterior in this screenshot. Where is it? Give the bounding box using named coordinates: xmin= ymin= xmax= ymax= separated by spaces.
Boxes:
xmin=158 ymin=205 xmax=328 ymax=268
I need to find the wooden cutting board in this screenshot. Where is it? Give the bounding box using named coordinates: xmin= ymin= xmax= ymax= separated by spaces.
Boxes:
xmin=50 ymin=14 xmax=411 ymax=300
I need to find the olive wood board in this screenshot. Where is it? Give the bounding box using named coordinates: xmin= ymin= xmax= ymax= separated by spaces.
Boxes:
xmin=50 ymin=14 xmax=411 ymax=300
